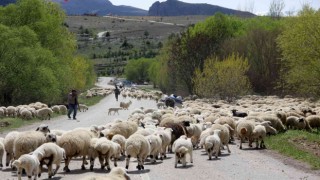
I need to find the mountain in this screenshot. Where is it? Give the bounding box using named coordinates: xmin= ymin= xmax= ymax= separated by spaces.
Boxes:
xmin=51 ymin=0 xmax=148 ymax=16
xmin=149 ymin=0 xmax=255 ymax=17
xmin=0 ymin=0 xmax=16 ymax=6
xmin=0 ymin=0 xmax=148 ymax=16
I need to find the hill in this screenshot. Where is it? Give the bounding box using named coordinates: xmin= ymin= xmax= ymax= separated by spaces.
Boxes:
xmin=149 ymin=0 xmax=255 ymax=17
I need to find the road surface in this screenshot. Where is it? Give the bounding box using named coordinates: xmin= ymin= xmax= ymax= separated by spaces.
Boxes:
xmin=0 ymin=77 xmax=319 ymax=180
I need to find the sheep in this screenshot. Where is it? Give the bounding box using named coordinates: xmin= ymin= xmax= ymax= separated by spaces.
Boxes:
xmin=204 ymin=130 xmax=221 ymax=160
xmin=162 ymin=121 xmax=190 ymax=152
xmin=231 ymin=109 xmax=248 ymax=117
xmin=4 ymin=131 xmax=19 ymax=167
xmin=36 ymin=124 xmax=51 ymax=135
xmin=13 ymin=131 xmax=57 ymax=160
xmin=36 ymin=108 xmax=53 ymax=120
xmin=58 ymin=105 xmax=67 ymax=115
xmin=58 ymin=129 xmax=98 ymax=172
xmin=259 ymin=121 xmax=278 ymax=135
xmin=236 ymin=120 xmax=255 ymax=149
xmin=306 ymin=115 xmax=320 ymax=129
xmin=0 ymin=108 xmax=5 ymax=118
xmin=20 ymin=109 xmax=33 ymax=120
xmin=146 ymin=134 xmax=162 ymax=163
xmin=286 ymin=116 xmax=312 ymax=131
xmin=32 ymin=142 xmax=66 ymax=178
xmin=259 ymin=115 xmax=286 ymax=132
xmin=251 ymin=124 xmax=267 ymax=149
xmin=51 ymin=105 xmax=60 ymax=114
xmin=157 ymin=102 xmax=165 ymax=109
xmin=211 ymin=124 xmax=232 ymax=153
xmin=80 ymin=167 xmax=130 ymax=180
xmin=79 ymin=104 xmax=89 ymax=112
xmin=214 ymin=117 xmax=236 ymax=141
xmin=111 ymin=134 xmax=126 ymax=156
xmin=93 ymin=137 xmax=121 ymax=171
xmin=186 ymin=124 xmax=202 ymax=148
xmin=105 ymin=121 xmax=138 ymax=139
xmin=0 ymin=137 xmax=4 ymax=168
xmin=6 ymin=106 xmax=17 ymax=117
xmin=153 ymin=128 xmax=172 ymax=159
xmin=12 ymin=154 xmax=40 ymax=180
xmin=120 ymin=100 xmax=132 ymax=110
xmin=125 ymin=134 xmax=150 ymax=170
xmin=172 ymin=135 xmax=193 ymax=168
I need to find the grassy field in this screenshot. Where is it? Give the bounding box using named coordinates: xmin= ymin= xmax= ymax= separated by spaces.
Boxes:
xmin=265 ymin=130 xmax=320 ymax=169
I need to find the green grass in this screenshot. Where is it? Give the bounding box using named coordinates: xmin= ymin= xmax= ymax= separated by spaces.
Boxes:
xmin=78 ymin=94 xmax=105 ymax=106
xmin=0 ymin=117 xmax=41 ymax=133
xmin=265 ymin=130 xmax=320 ymax=169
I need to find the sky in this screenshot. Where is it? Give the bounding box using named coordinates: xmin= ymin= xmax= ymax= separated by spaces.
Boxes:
xmin=110 ymin=0 xmax=320 ymax=15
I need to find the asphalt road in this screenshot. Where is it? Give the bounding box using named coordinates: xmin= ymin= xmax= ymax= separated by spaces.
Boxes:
xmin=1 ymin=77 xmax=319 ymax=180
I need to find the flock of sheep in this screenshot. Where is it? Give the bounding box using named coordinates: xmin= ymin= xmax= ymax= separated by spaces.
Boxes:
xmin=1 ymin=88 xmax=320 ymax=180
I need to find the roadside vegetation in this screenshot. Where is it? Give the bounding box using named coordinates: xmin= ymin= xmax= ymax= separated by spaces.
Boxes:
xmin=265 ymin=130 xmax=320 ymax=169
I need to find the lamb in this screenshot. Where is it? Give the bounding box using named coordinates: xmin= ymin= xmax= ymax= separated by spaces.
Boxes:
xmin=125 ymin=134 xmax=150 ymax=170
xmin=259 ymin=121 xmax=278 ymax=135
xmin=153 ymin=128 xmax=172 ymax=159
xmin=80 ymin=167 xmax=130 ymax=180
xmin=211 ymin=124 xmax=232 ymax=153
xmin=93 ymin=137 xmax=121 ymax=171
xmin=146 ymin=134 xmax=162 ymax=163
xmin=286 ymin=116 xmax=312 ymax=131
xmin=36 ymin=108 xmax=53 ymax=120
xmin=78 ymin=104 xmax=89 ymax=112
xmin=236 ymin=120 xmax=255 ymax=149
xmin=105 ymin=121 xmax=138 ymax=139
xmin=214 ymin=117 xmax=236 ymax=141
xmin=108 ymin=107 xmax=122 ymax=115
xmin=162 ymin=121 xmax=190 ymax=152
xmin=4 ymin=131 xmax=20 ymax=167
xmin=12 ymin=154 xmax=40 ymax=180
xmin=204 ymin=130 xmax=221 ymax=160
xmin=231 ymin=109 xmax=248 ymax=117
xmin=32 ymin=142 xmax=66 ymax=178
xmin=172 ymin=135 xmax=193 ymax=168
xmin=51 ymin=105 xmax=60 ymax=113
xmin=111 ymin=134 xmax=127 ymax=156
xmin=251 ymin=124 xmax=267 ymax=149
xmin=0 ymin=137 xmax=4 ymax=168
xmin=306 ymin=115 xmax=320 ymax=129
xmin=58 ymin=129 xmax=98 ymax=172
xmin=58 ymin=105 xmax=67 ymax=115
xmin=186 ymin=124 xmax=203 ymax=148
xmin=120 ymin=100 xmax=132 ymax=110
xmin=259 ymin=115 xmax=286 ymax=132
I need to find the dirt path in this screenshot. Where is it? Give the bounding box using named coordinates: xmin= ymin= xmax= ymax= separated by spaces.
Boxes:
xmin=1 ymin=77 xmax=320 ymax=179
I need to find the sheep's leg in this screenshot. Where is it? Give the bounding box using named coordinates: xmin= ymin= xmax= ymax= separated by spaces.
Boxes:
xmin=182 ymin=155 xmax=187 ymax=167
xmin=25 ymin=168 xmax=33 ymax=180
xmin=239 ymin=137 xmax=243 ymax=149
xmin=63 ymin=157 xmax=71 ymax=172
xmin=114 ymin=156 xmax=118 ymax=167
xmin=53 ymin=163 xmax=60 ymax=176
xmin=17 ymin=167 xmax=22 ymax=180
xmin=98 ymin=156 xmax=104 ymax=170
xmin=34 ymin=166 xmax=39 ymax=180
xmin=226 ymin=143 xmax=231 ymax=153
xmin=81 ymin=156 xmax=86 ymax=170
xmin=105 ymin=155 xmax=111 ymax=171
xmin=255 ymin=139 xmax=259 ymax=149
xmin=207 ymin=147 xmax=212 ymax=160
xmin=190 ymin=150 xmax=193 ymax=163
xmin=125 ymin=155 xmax=130 ymax=169
xmin=260 ymin=140 xmax=266 ymax=149
xmin=174 ymin=154 xmax=178 ymax=168
xmin=90 ymin=156 xmax=95 ymax=171
xmin=6 ymin=152 xmax=11 ymax=167
xmin=136 ymin=156 xmax=142 ymax=170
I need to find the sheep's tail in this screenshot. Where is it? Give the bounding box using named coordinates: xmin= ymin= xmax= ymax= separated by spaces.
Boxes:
xmin=205 ymin=142 xmax=213 ymax=150
xmin=126 ymin=144 xmax=139 ymax=157
xmin=240 ymin=128 xmax=247 ymax=135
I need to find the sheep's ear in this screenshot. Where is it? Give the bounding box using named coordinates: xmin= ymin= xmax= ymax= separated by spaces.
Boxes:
xmin=36 ymin=127 xmax=39 ymax=131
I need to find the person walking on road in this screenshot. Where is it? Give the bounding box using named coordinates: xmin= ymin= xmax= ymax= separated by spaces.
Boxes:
xmin=67 ymin=89 xmax=79 ymax=120
xmin=114 ymin=85 xmax=120 ymax=101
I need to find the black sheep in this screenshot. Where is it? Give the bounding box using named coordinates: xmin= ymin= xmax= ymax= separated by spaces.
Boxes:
xmin=231 ymin=109 xmax=248 ymax=118
xmin=163 ymin=121 xmax=190 ymax=152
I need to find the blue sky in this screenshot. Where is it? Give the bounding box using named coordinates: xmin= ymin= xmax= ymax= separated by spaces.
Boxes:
xmin=110 ymin=0 xmax=320 ymax=15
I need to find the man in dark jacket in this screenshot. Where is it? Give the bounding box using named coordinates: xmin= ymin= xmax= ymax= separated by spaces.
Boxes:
xmin=114 ymin=86 xmax=120 ymax=101
xmin=67 ymin=89 xmax=79 ymax=120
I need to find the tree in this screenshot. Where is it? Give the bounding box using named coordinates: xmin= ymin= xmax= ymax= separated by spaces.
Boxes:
xmin=269 ymin=0 xmax=285 ymax=19
xmin=277 ymin=7 xmax=320 ymax=97
xmin=193 ymin=54 xmax=251 ymax=101
xmin=125 ymin=58 xmax=154 ymax=83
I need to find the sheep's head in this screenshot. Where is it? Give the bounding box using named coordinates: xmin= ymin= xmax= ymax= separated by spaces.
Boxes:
xmin=182 ymin=121 xmax=190 ymax=127
xmin=46 ymin=133 xmax=57 ymax=143
xmin=36 ymin=124 xmax=50 ymax=134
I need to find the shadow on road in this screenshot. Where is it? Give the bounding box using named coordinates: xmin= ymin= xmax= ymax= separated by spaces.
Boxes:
xmin=127 ymin=169 xmax=150 ymax=174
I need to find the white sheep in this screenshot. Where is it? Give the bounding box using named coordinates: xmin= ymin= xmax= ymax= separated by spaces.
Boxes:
xmin=286 ymin=116 xmax=312 ymax=131
xmin=58 ymin=129 xmax=98 ymax=172
xmin=20 ymin=109 xmax=33 ymax=120
xmin=80 ymin=167 xmax=130 ymax=180
xmin=93 ymin=137 xmax=121 ymax=171
xmin=111 ymin=134 xmax=126 ymax=156
xmin=146 ymin=134 xmax=162 ymax=163
xmin=6 ymin=106 xmax=17 ymax=117
xmin=125 ymin=133 xmax=150 ymax=170
xmin=236 ymin=120 xmax=255 ymax=149
xmin=186 ymin=124 xmax=202 ymax=148
xmin=0 ymin=137 xmax=4 ymax=168
xmin=211 ymin=124 xmax=232 ymax=153
xmin=251 ymin=124 xmax=267 ymax=149
xmin=105 ymin=121 xmax=138 ymax=139
xmin=204 ymin=129 xmax=221 ymax=160
xmin=172 ymin=135 xmax=193 ymax=168
xmin=157 ymin=102 xmax=165 ymax=109
xmin=32 ymin=142 xmax=66 ymax=178
xmin=58 ymin=105 xmax=67 ymax=115
xmin=79 ymin=104 xmax=89 ymax=112
xmin=306 ymin=115 xmax=320 ymax=129
xmin=51 ymin=105 xmax=60 ymax=113
xmin=13 ymin=131 xmax=57 ymax=160
xmin=120 ymin=100 xmax=132 ymax=110
xmin=4 ymin=131 xmax=20 ymax=168
xmin=36 ymin=108 xmax=53 ymax=120
xmin=153 ymin=128 xmax=172 ymax=159
xmin=12 ymin=154 xmax=40 ymax=180
xmin=36 ymin=124 xmax=51 ymax=135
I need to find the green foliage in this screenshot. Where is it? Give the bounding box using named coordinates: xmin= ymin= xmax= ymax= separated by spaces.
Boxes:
xmin=193 ymin=54 xmax=251 ymax=101
xmin=0 ymin=0 xmax=95 ymax=105
xmin=125 ymin=58 xmax=154 ymax=83
xmin=277 ymin=8 xmax=320 ymax=97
